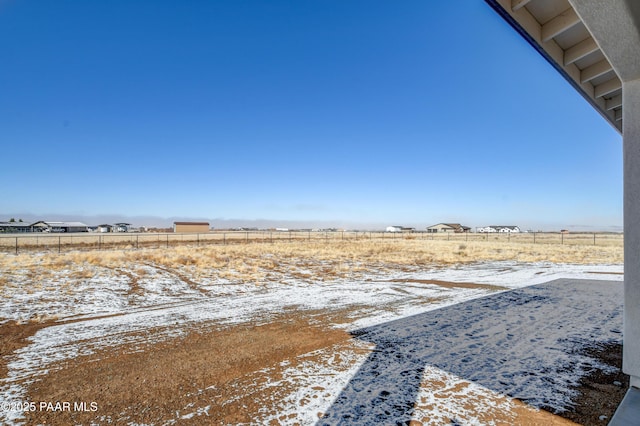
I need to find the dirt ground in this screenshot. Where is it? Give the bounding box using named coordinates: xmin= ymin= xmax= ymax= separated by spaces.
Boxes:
xmin=0 ymin=244 xmax=626 ymax=425
xmin=563 ymin=342 xmax=629 ymax=425
xmin=0 ymin=311 xmax=625 ymax=425
xmin=22 ymin=312 xmax=351 ymax=425
xmin=0 ymin=320 xmax=52 ymax=380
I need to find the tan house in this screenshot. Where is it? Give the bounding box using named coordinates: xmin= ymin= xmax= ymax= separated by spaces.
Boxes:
xmin=173 ymin=222 xmax=210 ymax=233
xmin=426 ymin=223 xmax=471 ymax=233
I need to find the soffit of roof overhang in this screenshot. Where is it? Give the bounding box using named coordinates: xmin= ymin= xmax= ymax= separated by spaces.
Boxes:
xmin=485 ymin=0 xmax=622 ymax=134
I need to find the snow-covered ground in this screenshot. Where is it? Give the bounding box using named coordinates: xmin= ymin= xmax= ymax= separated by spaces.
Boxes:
xmin=0 ymin=260 xmax=624 ymax=425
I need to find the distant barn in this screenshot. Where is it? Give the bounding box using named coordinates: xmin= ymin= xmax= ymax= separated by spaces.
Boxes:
xmin=173 ymin=222 xmax=210 ymax=233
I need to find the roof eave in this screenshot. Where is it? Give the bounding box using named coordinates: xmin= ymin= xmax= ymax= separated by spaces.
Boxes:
xmin=485 ymin=0 xmax=622 ymax=134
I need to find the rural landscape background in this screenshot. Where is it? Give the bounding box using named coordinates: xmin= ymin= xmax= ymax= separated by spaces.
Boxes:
xmin=0 ymin=0 xmax=628 ymax=425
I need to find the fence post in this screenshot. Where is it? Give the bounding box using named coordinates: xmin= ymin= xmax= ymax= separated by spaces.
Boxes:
xmin=58 ymin=236 xmax=61 ymax=253
xmin=15 ymin=237 xmax=18 ymax=255
xmin=534 ymin=232 xmax=536 ymax=244
xmin=166 ymin=234 xmax=169 ymax=248
xmin=136 ymin=234 xmax=139 ymax=249
xmin=561 ymin=233 xmax=564 ymax=245
xmin=224 ymin=233 xmax=226 ymax=245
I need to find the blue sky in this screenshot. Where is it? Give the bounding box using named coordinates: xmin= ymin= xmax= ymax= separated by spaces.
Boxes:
xmin=0 ymin=1 xmax=622 ymax=230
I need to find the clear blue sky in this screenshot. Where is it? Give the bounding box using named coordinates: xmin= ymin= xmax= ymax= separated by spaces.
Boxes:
xmin=0 ymin=1 xmax=622 ymax=230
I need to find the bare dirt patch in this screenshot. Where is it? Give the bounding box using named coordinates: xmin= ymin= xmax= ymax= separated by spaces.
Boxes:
xmin=587 ymin=271 xmax=624 ymax=275
xmin=0 ymin=319 xmax=54 ymax=379
xmin=562 ymin=342 xmax=629 ymax=425
xmin=389 ymin=278 xmax=509 ymax=291
xmin=414 ymin=378 xmax=578 ymax=425
xmin=24 ymin=314 xmax=350 ymax=425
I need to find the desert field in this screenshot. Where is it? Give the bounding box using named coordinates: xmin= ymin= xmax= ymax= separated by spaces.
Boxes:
xmin=0 ymin=239 xmax=625 ymax=425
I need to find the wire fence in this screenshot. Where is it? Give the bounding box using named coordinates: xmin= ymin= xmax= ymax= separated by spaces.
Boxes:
xmin=0 ymin=231 xmax=624 ymax=255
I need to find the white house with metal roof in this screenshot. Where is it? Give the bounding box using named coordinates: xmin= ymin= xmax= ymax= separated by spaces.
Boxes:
xmin=477 ymin=225 xmax=521 ymax=233
xmin=385 ymin=226 xmax=415 ymax=233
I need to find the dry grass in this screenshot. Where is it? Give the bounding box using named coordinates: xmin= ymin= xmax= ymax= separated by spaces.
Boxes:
xmin=0 ymin=239 xmax=623 ymax=295
xmin=0 ymin=239 xmax=622 ymax=277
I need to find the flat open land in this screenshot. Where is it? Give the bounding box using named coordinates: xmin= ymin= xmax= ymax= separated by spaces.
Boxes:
xmin=0 ymin=240 xmax=626 ymax=425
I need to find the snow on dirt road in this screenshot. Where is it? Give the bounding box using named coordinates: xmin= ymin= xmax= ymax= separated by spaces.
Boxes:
xmin=0 ymin=259 xmax=623 ymax=425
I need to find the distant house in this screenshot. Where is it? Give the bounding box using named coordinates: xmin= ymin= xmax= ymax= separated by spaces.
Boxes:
xmin=97 ymin=224 xmax=113 ymax=233
xmin=477 ymin=226 xmax=521 ymax=233
xmin=173 ymin=222 xmax=210 ymax=233
xmin=476 ymin=226 xmax=494 ymax=233
xmin=385 ymin=226 xmax=415 ymax=233
xmin=0 ymin=221 xmax=31 ymax=233
xmin=426 ymin=223 xmax=471 ymax=233
xmin=113 ymin=223 xmax=131 ymax=232
xmin=31 ymin=221 xmax=89 ymax=233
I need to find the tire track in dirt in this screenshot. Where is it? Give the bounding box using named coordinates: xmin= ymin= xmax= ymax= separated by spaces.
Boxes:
xmin=587 ymin=271 xmax=624 ymax=275
xmin=388 ymin=278 xmax=508 ymax=291
xmin=0 ymin=320 xmax=54 ymax=381
xmin=143 ymin=262 xmax=209 ymax=295
xmin=115 ymin=268 xmax=145 ymax=298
